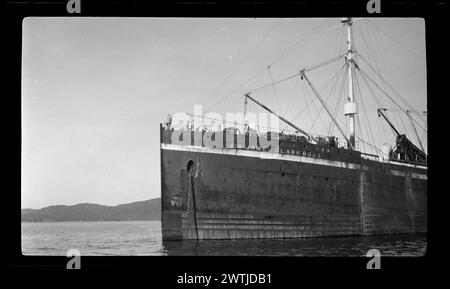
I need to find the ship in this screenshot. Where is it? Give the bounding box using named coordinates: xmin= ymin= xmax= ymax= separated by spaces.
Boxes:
xmin=160 ymin=18 xmax=427 ymax=240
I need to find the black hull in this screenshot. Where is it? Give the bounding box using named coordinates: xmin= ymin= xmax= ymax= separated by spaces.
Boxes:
xmin=160 ymin=129 xmax=427 ymax=240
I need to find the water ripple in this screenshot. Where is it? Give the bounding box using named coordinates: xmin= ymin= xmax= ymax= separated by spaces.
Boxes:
xmin=22 ymin=221 xmax=426 ymax=256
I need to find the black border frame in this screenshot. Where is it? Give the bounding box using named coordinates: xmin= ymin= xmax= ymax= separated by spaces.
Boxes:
xmin=3 ymin=0 xmax=449 ymax=282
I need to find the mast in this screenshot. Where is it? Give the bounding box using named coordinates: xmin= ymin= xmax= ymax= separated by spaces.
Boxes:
xmin=342 ymin=17 xmax=357 ymax=149
xmin=299 ymin=71 xmax=354 ymax=149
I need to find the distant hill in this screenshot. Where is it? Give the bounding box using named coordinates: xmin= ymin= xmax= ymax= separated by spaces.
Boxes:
xmin=21 ymin=198 xmax=161 ymax=222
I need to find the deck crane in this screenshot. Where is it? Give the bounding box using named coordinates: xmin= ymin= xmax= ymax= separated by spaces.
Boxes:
xmin=377 ymin=108 xmax=427 ymax=164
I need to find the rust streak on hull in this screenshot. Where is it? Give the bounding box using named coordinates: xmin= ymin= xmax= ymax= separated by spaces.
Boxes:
xmin=160 ymin=128 xmax=427 ymax=240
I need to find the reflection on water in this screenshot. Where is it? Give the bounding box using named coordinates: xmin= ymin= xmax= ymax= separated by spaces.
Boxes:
xmin=162 ymin=233 xmax=427 ymax=257
xmin=22 ymin=221 xmax=426 ymax=256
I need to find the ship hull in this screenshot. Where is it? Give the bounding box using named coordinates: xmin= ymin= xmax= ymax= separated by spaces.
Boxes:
xmin=160 ymin=141 xmax=427 ymax=240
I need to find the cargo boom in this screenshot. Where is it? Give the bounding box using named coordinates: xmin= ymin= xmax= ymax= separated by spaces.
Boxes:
xmin=160 ymin=18 xmax=427 ymax=240
xmin=160 ymin=126 xmax=426 ymax=240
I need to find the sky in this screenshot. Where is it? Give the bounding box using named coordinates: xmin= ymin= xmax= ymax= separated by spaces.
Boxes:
xmin=22 ymin=17 xmax=427 ymax=209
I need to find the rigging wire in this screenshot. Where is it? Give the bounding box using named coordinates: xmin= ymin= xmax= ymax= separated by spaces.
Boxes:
xmin=303 ymin=78 xmax=323 ymax=132
xmin=267 ymin=66 xmax=284 ymax=116
xmin=301 ymin=74 xmax=330 ymax=134
xmin=380 ymin=109 xmax=427 ymax=136
xmin=357 ymin=53 xmax=427 ymax=126
xmin=358 ymin=22 xmax=399 ymax=143
xmin=388 ymin=93 xmax=409 ymax=137
xmin=201 ymin=20 xmax=280 ymax=108
xmin=284 ymin=74 xmax=301 ymax=119
xmin=330 ymin=22 xmax=343 ymax=83
xmin=357 ymin=66 xmax=415 ymax=125
xmin=356 ymin=61 xmax=391 ymax=144
xmin=249 ymin=52 xmax=347 ymax=132
xmin=356 ymin=136 xmax=385 ymax=155
xmin=329 ymin=79 xmax=345 ymax=137
xmin=204 ymin=68 xmax=267 ymax=113
xmin=373 ymin=22 xmax=407 ymax=111
xmin=354 ymin=70 xmax=377 ymax=154
xmin=300 ymin=78 xmax=315 ymax=130
xmin=287 ymin=64 xmax=346 ymax=131
xmin=398 ymin=106 xmax=426 ymax=137
xmin=360 ymin=33 xmax=407 ymax=141
xmin=358 ymin=22 xmax=383 ymax=78
xmin=304 ymin=67 xmax=346 ymax=138
xmin=205 ymin=19 xmax=426 ymax=155
xmin=327 ymin=27 xmax=347 ymax=136
xmin=360 ymin=21 xmax=393 ymax=114
xmin=325 ymin=71 xmax=342 ymax=135
xmin=247 ymin=54 xmax=344 ymax=94
xmin=366 ymin=19 xmax=426 ymax=64
xmin=302 ymin=54 xmax=346 ymax=73
xmin=267 ymin=19 xmax=329 ymax=68
xmin=406 ymin=111 xmax=426 ymax=154
xmin=308 ymin=100 xmax=325 ymax=134
xmin=420 ymin=126 xmax=427 ymax=152
xmin=247 ymin=72 xmax=301 ymax=93
xmin=328 ymin=64 xmax=348 ymax=136
xmin=205 ymin=19 xmax=329 ymax=114
xmin=356 ymin=112 xmax=367 ymax=153
xmin=358 ymin=20 xmax=412 ymax=140
xmin=379 ymin=113 xmax=389 ymax=146
xmin=345 ymin=109 xmax=348 ymax=140
xmin=211 ymin=69 xmax=267 ymax=115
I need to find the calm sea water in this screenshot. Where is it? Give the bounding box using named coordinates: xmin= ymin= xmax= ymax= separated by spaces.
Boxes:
xmin=21 ymin=221 xmax=427 ymax=256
